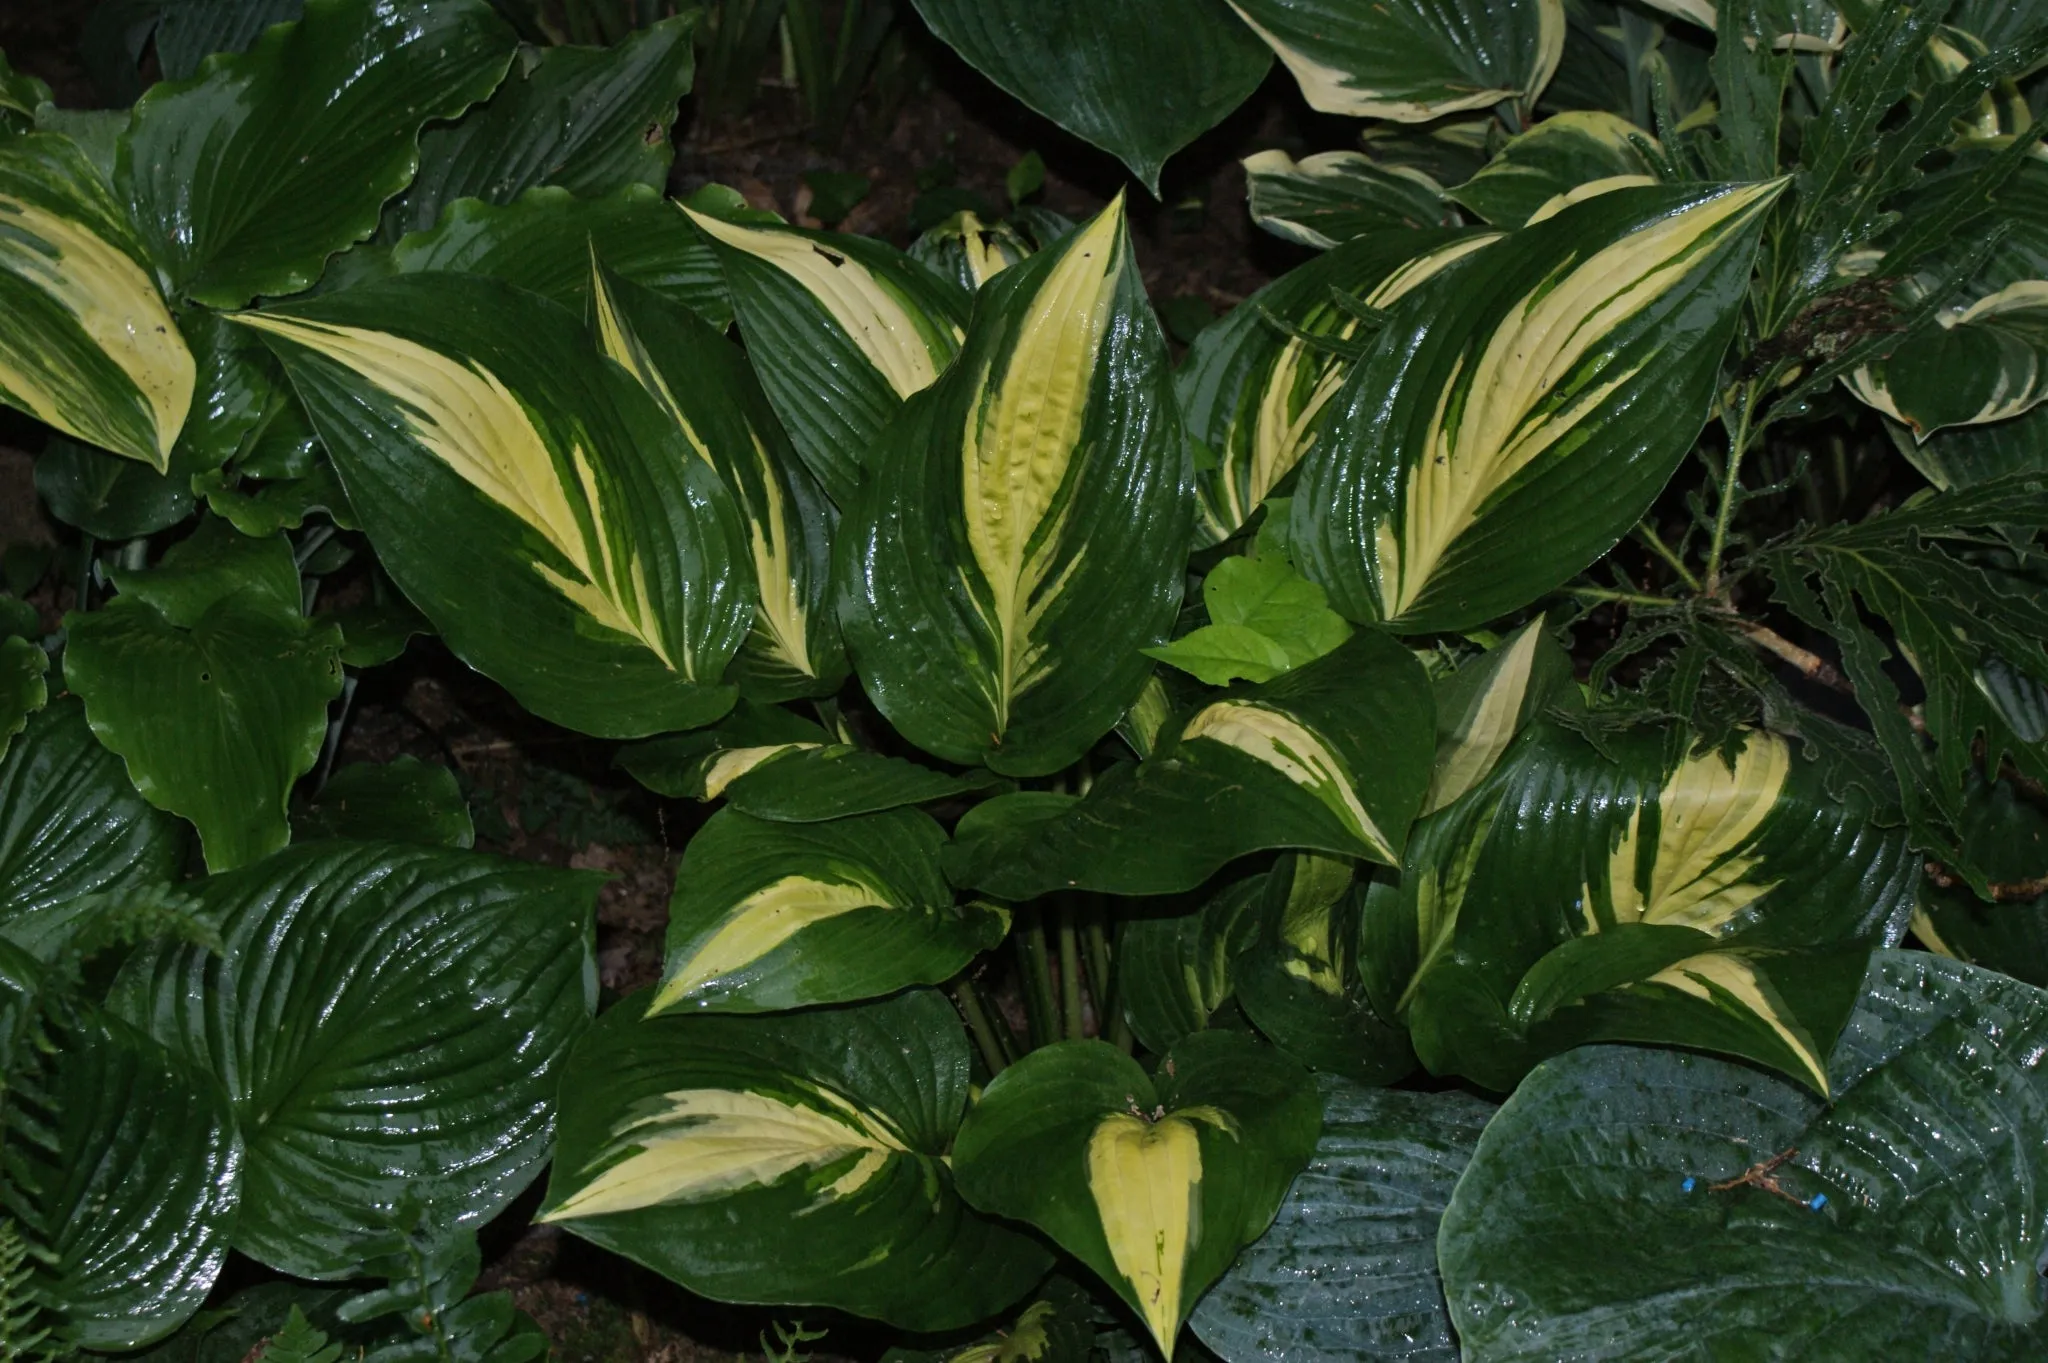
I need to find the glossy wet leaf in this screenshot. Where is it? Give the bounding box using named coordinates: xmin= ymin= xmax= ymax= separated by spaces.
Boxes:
xmin=0 ymin=635 xmax=46 ymax=762
xmin=109 ymin=842 xmax=599 ymax=1280
xmin=1438 ymin=951 xmax=2048 ymax=1360
xmin=242 ymin=271 xmax=753 ymax=738
xmin=841 ymin=197 xmax=1190 ymax=777
xmin=614 ymin=700 xmax=831 ymax=800
xmin=908 ymin=0 xmax=1271 ymax=193
xmin=1292 ymin=181 xmax=1782 ymax=632
xmin=294 ymin=758 xmax=474 ymax=850
xmin=715 ymin=745 xmax=1008 ymax=822
xmin=951 ymin=1030 xmax=1321 ymax=1357
xmin=1116 ymin=875 xmax=1265 ymax=1054
xmin=1447 ymin=110 xmax=1663 ymax=227
xmin=1892 ymin=404 xmax=2048 ymax=491
xmin=1422 ymin=615 xmax=1578 ymax=815
xmin=119 ymin=0 xmax=518 ymax=307
xmin=1146 ymin=555 xmax=1352 ymax=686
xmin=541 ymin=989 xmax=1053 ymax=1331
xmin=1241 ymin=150 xmax=1455 ymax=250
xmin=1189 ymin=1077 xmax=1493 ymax=1363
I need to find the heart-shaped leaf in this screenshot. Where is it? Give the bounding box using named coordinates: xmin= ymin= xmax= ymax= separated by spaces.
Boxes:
xmin=0 ymin=133 xmax=194 ymax=470
xmin=1226 ymin=0 xmax=1566 ymax=121
xmin=652 ymin=807 xmax=1005 ymax=1014
xmin=1189 ymin=1076 xmax=1493 ymax=1363
xmin=108 ymin=842 xmax=600 ymax=1279
xmin=540 ymin=989 xmax=1053 ymax=1331
xmin=907 ymin=0 xmax=1271 ymax=193
xmin=952 ymin=1030 xmax=1321 ymax=1357
xmin=1846 ymin=280 xmax=2048 ymax=437
xmin=1292 ymin=181 xmax=1783 ymax=632
xmin=948 ymin=631 xmax=1434 ymax=899
xmin=1438 ymin=951 xmax=2048 ymax=1359
xmin=241 ymin=271 xmax=754 ymax=738
xmin=120 ymin=0 xmax=518 ymax=307
xmin=1386 ymin=720 xmax=1919 ymax=1092
xmin=842 ymin=197 xmax=1191 ymax=776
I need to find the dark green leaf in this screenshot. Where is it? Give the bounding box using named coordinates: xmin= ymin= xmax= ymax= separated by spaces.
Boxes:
xmin=1913 ymin=776 xmax=2048 ymax=987
xmin=0 ymin=636 xmax=47 ymax=763
xmin=1447 ymin=110 xmax=1662 ymax=227
xmin=294 ymin=758 xmax=473 ymax=849
xmin=614 ymin=700 xmax=831 ymax=799
xmin=1116 ymin=875 xmax=1264 ymax=1053
xmin=1241 ymin=150 xmax=1456 ymax=250
xmin=719 ymin=745 xmax=1008 ymax=822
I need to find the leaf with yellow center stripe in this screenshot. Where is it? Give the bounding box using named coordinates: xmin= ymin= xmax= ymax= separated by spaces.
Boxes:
xmin=1225 ymin=0 xmax=1566 ymax=122
xmin=591 ymin=259 xmax=846 ymax=699
xmin=1181 ymin=230 xmax=1495 ymax=545
xmin=841 ymin=195 xmax=1191 ymax=777
xmin=1381 ymin=720 xmax=1918 ymax=1093
xmin=237 ymin=272 xmax=754 ymax=739
xmin=946 ymin=631 xmax=1433 ymax=901
xmin=650 ymin=805 xmax=1007 ymax=1014
xmin=542 ymin=988 xmax=1053 ymax=1331
xmin=1292 ymin=180 xmax=1786 ymax=633
xmin=683 ymin=204 xmax=970 ymax=506
xmin=0 ymin=133 xmax=193 ymax=472
xmin=1421 ymin=615 xmax=1579 ymax=816
xmin=952 ymin=1031 xmax=1320 ymax=1360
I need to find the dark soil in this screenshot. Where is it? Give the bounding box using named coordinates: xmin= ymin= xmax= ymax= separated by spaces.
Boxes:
xmin=0 ymin=5 xmax=1335 ymax=1360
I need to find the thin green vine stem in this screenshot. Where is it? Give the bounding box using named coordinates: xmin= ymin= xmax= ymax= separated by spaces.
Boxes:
xmin=1015 ymin=910 xmax=1057 ymax=1049
xmin=1571 ymin=586 xmax=1682 ymax=609
xmin=1704 ymin=380 xmax=1761 ymax=597
xmin=1633 ymin=521 xmax=1701 ymax=592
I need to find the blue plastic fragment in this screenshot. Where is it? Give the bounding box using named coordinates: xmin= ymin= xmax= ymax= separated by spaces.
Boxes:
xmin=1681 ymin=1177 xmax=1696 ymax=1193
xmin=1808 ymin=1194 xmax=1828 ymax=1211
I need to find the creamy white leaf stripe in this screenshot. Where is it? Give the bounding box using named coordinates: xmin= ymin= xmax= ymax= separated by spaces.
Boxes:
xmin=1523 ymin=174 xmax=1660 ymax=226
xmin=652 ymin=872 xmax=893 ymax=1010
xmin=592 ymin=264 xmax=820 ymax=678
xmin=1425 ymin=622 xmax=1546 ymax=815
xmin=233 ymin=312 xmax=683 ymax=671
xmin=1650 ymin=952 xmax=1830 ymax=1093
xmin=961 ymin=197 xmax=1126 ymax=727
xmin=542 ymin=1083 xmax=911 ymax=1220
xmin=1087 ymin=1105 xmax=1239 ymax=1354
xmin=1373 ymin=180 xmax=1785 ymax=618
xmin=0 ymin=194 xmax=193 ymax=469
xmin=1182 ymin=700 xmax=1394 ymax=860
xmin=681 ymin=206 xmax=961 ymax=397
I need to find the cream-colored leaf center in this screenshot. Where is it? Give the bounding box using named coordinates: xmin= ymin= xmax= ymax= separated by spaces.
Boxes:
xmin=1424 ymin=624 xmax=1545 ymax=815
xmin=653 ymin=872 xmax=892 ymax=1010
xmin=1086 ymin=1109 xmax=1235 ymax=1358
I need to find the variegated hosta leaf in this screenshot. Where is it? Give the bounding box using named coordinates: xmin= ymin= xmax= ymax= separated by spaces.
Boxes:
xmin=1241 ymin=150 xmax=1456 ymax=251
xmin=592 ymin=261 xmax=845 ymax=698
xmin=1181 ymin=230 xmax=1494 ymax=544
xmin=1292 ymin=181 xmax=1784 ymax=633
xmin=1116 ymin=875 xmax=1266 ymax=1054
xmin=1845 ymin=280 xmax=2048 ymax=438
xmin=1226 ymin=0 xmax=1566 ymax=121
xmin=0 ymin=134 xmax=193 ymax=471
xmin=841 ymin=196 xmax=1191 ymax=777
xmin=1422 ymin=615 xmax=1578 ymax=815
xmin=616 ymin=699 xmax=833 ymax=799
xmin=542 ymin=989 xmax=1054 ymax=1331
xmin=240 ymin=272 xmax=754 ymax=739
xmin=947 ymin=632 xmax=1434 ymax=900
xmin=683 ymin=204 xmax=970 ymax=506
xmin=1447 ymin=111 xmax=1664 ymax=228
xmin=650 ymin=806 xmax=1006 ymax=1014
xmin=909 ymin=211 xmax=1035 ymax=294
xmin=1634 ymin=0 xmax=1846 ymax=50
xmin=1382 ymin=721 xmax=1918 ymax=1093
xmin=953 ymin=1031 xmax=1321 ymax=1359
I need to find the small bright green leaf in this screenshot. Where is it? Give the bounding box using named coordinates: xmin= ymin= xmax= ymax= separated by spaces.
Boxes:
xmin=652 ymin=807 xmax=1003 ymax=1014
xmin=389 ymin=16 xmax=696 ymax=237
xmin=1293 ymin=181 xmax=1784 ymax=632
xmin=684 ymin=205 xmax=969 ymax=505
xmin=1241 ymin=150 xmax=1454 ymax=249
xmin=1391 ymin=721 xmax=1918 ymax=1092
xmin=907 ymin=0 xmax=1271 ymax=193
xmin=1145 ymin=624 xmax=1292 ymax=686
xmin=541 ymin=989 xmax=1053 ymax=1331
xmin=1182 ymin=231 xmax=1491 ymax=544
xmin=841 ymin=196 xmax=1191 ymax=776
xmin=109 ymin=842 xmax=599 ymax=1280
xmin=0 ymin=133 xmax=194 ymax=470
xmin=909 ymin=211 xmax=1034 ymax=294
xmin=1448 ymin=110 xmax=1663 ymax=227
xmin=1189 ymin=1077 xmax=1493 ymax=1363
xmin=0 ymin=635 xmax=47 ymax=760
xmin=24 ymin=1005 xmax=240 ymax=1350
xmin=0 ymin=697 xmax=188 ymax=958
xmin=717 ymin=745 xmax=1008 ymax=822
xmin=591 ymin=261 xmax=845 ymax=699
xmin=241 ymin=271 xmax=754 ymax=738
xmin=119 ymin=0 xmax=518 ymax=307
xmin=952 ymin=1031 xmax=1321 ymax=1358
xmin=64 ymin=524 xmax=344 ymax=872
xmin=294 ymin=758 xmax=474 ymax=850
xmin=1201 ymin=555 xmax=1352 ymax=664
xmin=195 ymin=457 xmax=353 ymax=538
xmin=1227 ymin=0 xmax=1565 ymax=120
xmin=950 ymin=631 xmax=1434 ymax=899
xmin=1422 ymin=615 xmax=1577 ymax=814
xmin=1116 ymin=875 xmax=1264 ymax=1053
xmin=1439 ymin=951 xmax=2048 ymax=1360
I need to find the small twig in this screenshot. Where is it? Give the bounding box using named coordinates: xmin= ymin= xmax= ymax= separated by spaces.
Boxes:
xmin=1708 ymin=1147 xmax=1809 ymax=1205
xmin=1729 ymin=618 xmax=1849 ymax=692
xmin=1923 ymin=860 xmax=2048 ymax=902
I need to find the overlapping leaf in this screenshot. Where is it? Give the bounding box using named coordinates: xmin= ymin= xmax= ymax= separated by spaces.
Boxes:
xmin=1240 ymin=151 xmax=1455 ymax=251
xmin=0 ymin=134 xmax=193 ymax=470
xmin=1447 ymin=110 xmax=1663 ymax=227
xmin=241 ymin=271 xmax=754 ymax=738
xmin=841 ymin=197 xmax=1190 ymax=776
xmin=1292 ymin=181 xmax=1783 ymax=632
xmin=1912 ymin=776 xmax=2048 ymax=988
xmin=1383 ymin=721 xmax=1918 ymax=1092
xmin=1421 ymin=615 xmax=1578 ymax=814
xmin=541 ymin=989 xmax=1053 ymax=1331
xmin=1116 ymin=875 xmax=1264 ymax=1053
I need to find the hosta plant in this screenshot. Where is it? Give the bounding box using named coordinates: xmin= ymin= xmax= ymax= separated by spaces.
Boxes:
xmin=4 ymin=0 xmax=2048 ymax=1360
